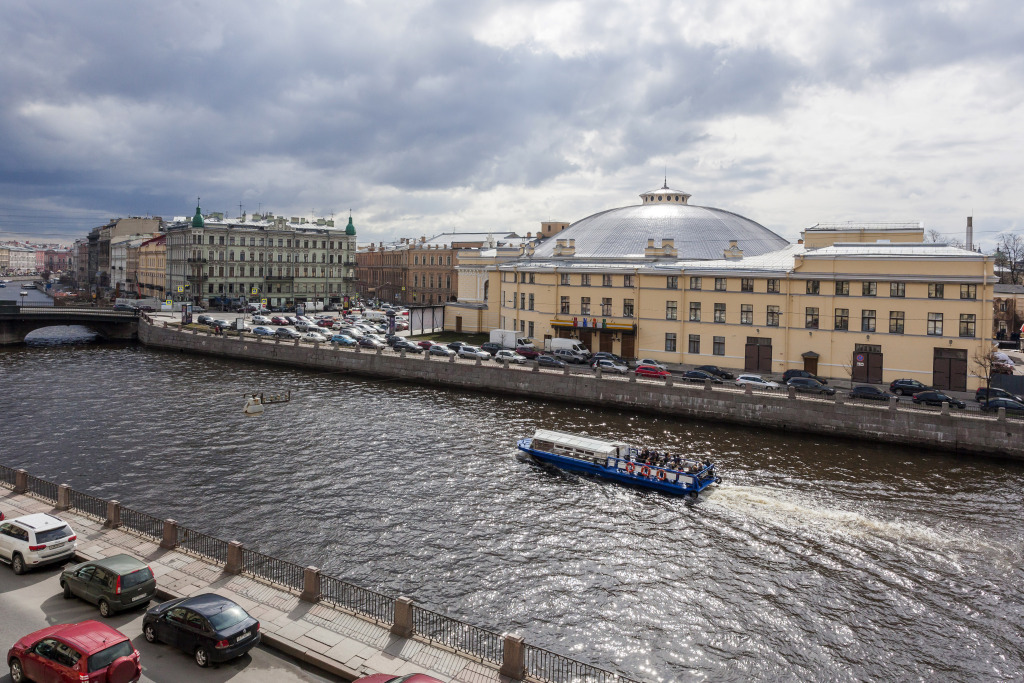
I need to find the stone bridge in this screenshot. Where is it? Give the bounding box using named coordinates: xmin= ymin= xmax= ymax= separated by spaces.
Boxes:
xmin=0 ymin=305 xmax=139 ymax=344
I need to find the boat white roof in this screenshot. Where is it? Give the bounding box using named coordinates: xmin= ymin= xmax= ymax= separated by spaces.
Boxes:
xmin=533 ymin=429 xmax=623 ymax=453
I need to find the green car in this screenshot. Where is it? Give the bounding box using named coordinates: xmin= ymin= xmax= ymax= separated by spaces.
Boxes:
xmin=60 ymin=553 xmax=157 ymax=617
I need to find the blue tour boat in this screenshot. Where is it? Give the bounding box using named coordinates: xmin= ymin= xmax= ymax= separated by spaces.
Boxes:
xmin=517 ymin=429 xmax=720 ymax=498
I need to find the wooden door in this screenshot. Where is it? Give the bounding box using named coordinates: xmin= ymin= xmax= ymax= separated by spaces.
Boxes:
xmin=455 ymin=316 xmax=462 ymax=333
xmin=803 ymin=356 xmax=818 ymax=375
xmin=759 ymin=345 xmax=772 ymax=373
xmin=599 ymin=332 xmax=613 ymax=353
xmin=745 ymin=344 xmax=758 ymax=371
xmin=621 ymin=335 xmax=635 ymax=359
xmin=868 ymin=352 xmax=883 ymax=384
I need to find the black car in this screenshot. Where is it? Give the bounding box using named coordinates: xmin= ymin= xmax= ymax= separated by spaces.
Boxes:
xmin=975 ymin=387 xmax=1023 ymax=403
xmin=111 ymin=303 xmax=137 ymax=312
xmin=591 ymin=351 xmax=626 ymax=364
xmin=447 ymin=341 xmax=468 ymax=352
xmin=788 ymin=377 xmax=837 ymax=395
xmin=849 ymin=386 xmax=897 ymax=402
xmin=889 ymin=378 xmax=931 ymax=396
xmin=392 ymin=340 xmax=424 ymax=354
xmin=782 ymin=369 xmax=827 ymax=384
xmin=143 ymin=593 xmax=260 ymax=667
xmin=911 ymin=391 xmax=966 ymax=408
xmin=480 ymin=342 xmax=503 ymax=356
xmin=695 ymin=365 xmax=735 ymax=380
xmin=536 ymin=354 xmax=567 ymax=368
xmin=681 ymin=370 xmax=723 ymax=384
xmin=979 ymin=398 xmax=1024 ymax=415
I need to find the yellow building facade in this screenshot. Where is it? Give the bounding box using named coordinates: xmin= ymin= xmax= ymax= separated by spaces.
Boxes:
xmin=457 ymin=185 xmax=995 ymax=390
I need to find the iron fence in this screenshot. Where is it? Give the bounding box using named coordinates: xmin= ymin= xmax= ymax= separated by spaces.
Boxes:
xmin=240 ymin=548 xmax=304 ymax=591
xmin=524 ymin=644 xmax=642 ymax=683
xmin=25 ymin=474 xmax=58 ymax=503
xmin=120 ymin=506 xmax=165 ymax=540
xmin=0 ymin=464 xmax=16 ymax=487
xmin=69 ymin=490 xmax=108 ymax=520
xmin=176 ymin=526 xmax=228 ymax=564
xmin=320 ymin=574 xmax=394 ymax=624
xmin=410 ymin=605 xmax=504 ymax=664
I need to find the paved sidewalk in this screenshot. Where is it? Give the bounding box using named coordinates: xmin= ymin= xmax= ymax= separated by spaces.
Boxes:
xmin=1 ymin=489 xmax=515 ymax=683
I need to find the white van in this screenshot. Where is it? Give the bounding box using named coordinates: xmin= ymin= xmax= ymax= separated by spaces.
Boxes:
xmin=544 ymin=338 xmax=591 ymax=357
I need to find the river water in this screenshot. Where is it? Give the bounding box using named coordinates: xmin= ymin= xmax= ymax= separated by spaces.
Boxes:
xmin=1 ymin=314 xmax=1022 ymax=681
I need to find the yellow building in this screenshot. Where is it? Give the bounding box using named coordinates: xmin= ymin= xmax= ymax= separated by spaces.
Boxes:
xmin=137 ymin=234 xmax=167 ymax=301
xmin=452 ymin=184 xmax=995 ymax=390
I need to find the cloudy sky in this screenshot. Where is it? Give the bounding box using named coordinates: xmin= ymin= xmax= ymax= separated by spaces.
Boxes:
xmin=1 ymin=0 xmax=1021 ymax=249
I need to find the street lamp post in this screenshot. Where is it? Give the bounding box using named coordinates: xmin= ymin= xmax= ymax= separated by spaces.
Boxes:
xmin=19 ymin=290 xmax=27 ymax=308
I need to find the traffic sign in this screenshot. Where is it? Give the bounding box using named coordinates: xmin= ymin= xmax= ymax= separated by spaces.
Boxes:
xmin=261 ymin=298 xmax=267 ymax=305
xmin=251 ymin=288 xmax=258 ymax=295
xmin=177 ymin=286 xmax=184 ymax=293
xmin=165 ymin=299 xmax=172 ymax=306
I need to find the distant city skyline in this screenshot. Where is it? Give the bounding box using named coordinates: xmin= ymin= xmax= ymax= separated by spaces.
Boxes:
xmin=1 ymin=1 xmax=1020 ymax=250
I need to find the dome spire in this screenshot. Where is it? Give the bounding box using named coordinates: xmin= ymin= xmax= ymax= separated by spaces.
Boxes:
xmin=191 ymin=197 xmax=204 ymax=228
xmin=345 ymin=210 xmax=356 ymax=235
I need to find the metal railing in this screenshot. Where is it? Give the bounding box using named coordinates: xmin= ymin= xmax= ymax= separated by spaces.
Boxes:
xmin=410 ymin=605 xmax=504 ymax=664
xmin=524 ymin=644 xmax=642 ymax=683
xmin=240 ymin=548 xmax=304 ymax=591
xmin=320 ymin=574 xmax=394 ymax=624
xmin=25 ymin=474 xmax=58 ymax=503
xmin=176 ymin=526 xmax=229 ymax=564
xmin=69 ymin=490 xmax=108 ymax=520
xmin=120 ymin=506 xmax=165 ymax=540
xmin=0 ymin=464 xmax=16 ymax=487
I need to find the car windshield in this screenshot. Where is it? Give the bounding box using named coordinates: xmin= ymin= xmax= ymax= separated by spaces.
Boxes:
xmin=87 ymin=639 xmax=133 ymax=672
xmin=36 ymin=525 xmax=73 ymax=543
xmin=208 ymin=605 xmax=249 ymax=630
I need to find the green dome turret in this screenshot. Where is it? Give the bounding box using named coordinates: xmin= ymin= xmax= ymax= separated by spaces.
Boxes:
xmin=345 ymin=214 xmax=356 ymax=235
xmin=191 ymin=198 xmax=204 ymax=228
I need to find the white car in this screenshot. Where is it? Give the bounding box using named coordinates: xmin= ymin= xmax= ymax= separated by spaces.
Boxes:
xmin=0 ymin=513 xmax=77 ymax=574
xmin=302 ymin=331 xmax=328 ymax=343
xmin=494 ymin=349 xmax=528 ymax=364
xmin=251 ymin=315 xmax=272 ymax=325
xmin=458 ymin=345 xmax=491 ymax=360
xmin=593 ymin=359 xmax=629 ymax=374
xmin=295 ymin=320 xmax=319 ymax=332
xmin=735 ymin=374 xmax=780 ymax=389
xmin=635 ymin=358 xmax=668 ymax=371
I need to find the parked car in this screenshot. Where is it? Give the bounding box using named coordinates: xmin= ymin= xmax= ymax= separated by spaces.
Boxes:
xmin=979 ymin=398 xmax=1024 ymax=415
xmin=251 ymin=315 xmax=272 ymax=325
xmin=536 ymin=355 xmax=567 ymax=368
xmin=7 ymin=620 xmax=141 ymax=683
xmin=787 ymin=377 xmax=837 ymax=395
xmin=197 ymin=315 xmax=213 ymax=326
xmin=975 ymin=387 xmax=1024 ymax=403
xmin=849 ymin=386 xmax=897 ymax=402
xmin=782 ymin=369 xmax=828 ymax=384
xmin=60 ymin=554 xmax=156 ymax=617
xmin=250 ymin=326 xmax=275 ymax=336
xmin=302 ymin=331 xmax=328 ymax=343
xmin=516 ymin=346 xmax=542 ymax=359
xmin=592 ymin=359 xmax=629 ymax=374
xmin=429 ymin=344 xmax=456 ymax=357
xmin=0 ymin=513 xmax=77 ymax=575
xmin=591 ymin=351 xmax=626 ymax=364
xmin=271 ymin=316 xmax=289 ymax=325
xmin=458 ymin=345 xmax=491 ymax=360
xmin=889 ymin=378 xmax=931 ymax=396
xmin=480 ymin=342 xmax=503 ymax=356
xmin=550 ymin=348 xmax=587 ymax=364
xmin=112 ymin=303 xmax=136 ymax=311
xmin=135 ymin=305 xmax=155 ymax=313
xmin=394 ymin=321 xmax=409 ymax=331
xmin=417 ymin=340 xmax=435 ymax=350
xmin=142 ymin=593 xmax=260 ymax=667
xmin=285 ymin=316 xmax=299 ymax=325
xmin=696 ymin=365 xmax=735 ymax=380
xmin=734 ymin=374 xmax=780 ymax=389
xmin=274 ymin=327 xmax=301 ymax=339
xmin=911 ymin=391 xmax=966 ymax=408
xmin=681 ymin=370 xmax=723 ymax=384
xmin=493 ymin=349 xmax=528 ymax=364
xmin=359 ymin=337 xmax=385 ymax=350
xmin=392 ymin=340 xmax=424 ymax=354
xmin=447 ymin=341 xmax=469 ymax=352
xmin=635 ymin=364 xmax=671 ymax=378
xmin=330 ymin=334 xmax=358 ymax=347
xmin=295 ymin=320 xmax=318 ymax=332
xmin=354 ymin=674 xmax=443 ymax=683
xmin=212 ymin=319 xmax=232 ymax=330
xmin=315 ymin=318 xmax=335 ymax=329
xmin=635 ymin=358 xmax=668 ymax=371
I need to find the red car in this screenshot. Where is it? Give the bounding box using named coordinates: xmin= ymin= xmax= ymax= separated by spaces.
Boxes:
xmin=635 ymin=364 xmax=671 ymax=378
xmin=271 ymin=316 xmax=289 ymax=325
xmin=7 ymin=620 xmax=141 ymax=683
xmin=417 ymin=340 xmax=434 ymax=350
xmin=316 ymin=318 xmax=334 ymax=328
xmin=515 ymin=346 xmax=541 ymax=359
xmin=354 ymin=674 xmax=443 ymax=683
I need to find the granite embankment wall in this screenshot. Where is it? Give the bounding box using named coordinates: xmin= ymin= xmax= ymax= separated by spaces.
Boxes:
xmin=139 ymin=320 xmax=1024 ymax=461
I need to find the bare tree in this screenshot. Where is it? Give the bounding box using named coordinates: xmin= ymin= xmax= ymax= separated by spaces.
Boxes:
xmin=973 ymin=345 xmax=1008 ymax=399
xmin=925 ymin=229 xmax=965 ymax=249
xmin=995 ymin=234 xmax=1024 ymax=285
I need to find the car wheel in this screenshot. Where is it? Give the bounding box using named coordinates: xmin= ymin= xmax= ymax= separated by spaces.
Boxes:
xmin=99 ymin=599 xmax=112 ymax=618
xmin=194 ymin=646 xmax=211 ymax=668
xmin=144 ymin=624 xmax=158 ymax=643
xmin=896 ymin=388 xmax=905 ymax=395
xmin=11 ymin=554 xmax=25 ymax=575
xmin=9 ymin=658 xmax=25 ymax=683
xmin=62 ymin=581 xmax=72 ymax=599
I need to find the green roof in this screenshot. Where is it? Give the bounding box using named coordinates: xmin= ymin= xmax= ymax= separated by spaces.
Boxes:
xmin=345 ymin=215 xmax=356 ymax=235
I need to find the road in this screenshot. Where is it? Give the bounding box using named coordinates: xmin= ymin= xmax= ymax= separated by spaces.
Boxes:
xmin=0 ymin=562 xmax=342 ymax=683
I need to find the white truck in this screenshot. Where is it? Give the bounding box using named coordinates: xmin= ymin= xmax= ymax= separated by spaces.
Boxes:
xmin=490 ymin=329 xmax=534 ymax=349
xmin=544 ymin=338 xmax=591 ymax=357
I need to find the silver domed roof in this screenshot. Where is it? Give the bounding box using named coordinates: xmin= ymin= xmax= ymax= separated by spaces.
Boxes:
xmin=532 ymin=199 xmax=789 ymax=261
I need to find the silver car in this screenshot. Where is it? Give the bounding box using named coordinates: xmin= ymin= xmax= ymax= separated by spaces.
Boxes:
xmin=457 ymin=345 xmax=491 ymax=360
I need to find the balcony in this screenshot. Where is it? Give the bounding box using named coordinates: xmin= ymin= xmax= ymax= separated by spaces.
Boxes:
xmin=343 ymin=275 xmax=357 ymax=282
xmin=267 ymin=275 xmax=294 ymax=281
xmin=187 ymin=257 xmax=208 ymax=264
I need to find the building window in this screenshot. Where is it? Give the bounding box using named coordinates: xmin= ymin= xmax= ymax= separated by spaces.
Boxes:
xmin=528 ymin=294 xmax=535 ymax=310
xmin=960 ymin=314 xmax=976 ymax=337
xmin=581 ymin=297 xmax=591 ymax=315
xmin=891 ymin=282 xmax=905 ymax=298
xmin=835 ymin=281 xmax=850 ymax=296
xmin=805 ymin=307 xmax=819 ymax=329
xmin=714 ymin=303 xmax=726 ymax=323
xmin=624 ymin=274 xmax=634 ymax=287
xmin=713 ymin=336 xmax=725 ymax=356
xmin=528 ymin=321 xmax=534 ymax=337
xmin=602 ymin=274 xmax=612 ymax=287
xmin=689 ymin=302 xmax=701 ymax=322
xmin=667 ymin=276 xmax=678 ymax=290
xmin=740 ymin=304 xmax=753 ymax=325
xmin=927 ymin=312 xmax=943 ymax=336
xmin=666 ymin=301 xmax=678 ymax=320
xmin=520 ymin=293 xmax=526 ymax=309
xmin=689 ymin=277 xmax=702 ymax=290
xmin=741 ymin=278 xmax=754 ymax=292
xmin=688 ymin=334 xmax=700 ymax=354
xmin=767 ymin=305 xmax=780 ymax=327
xmin=861 ymin=310 xmax=876 ymax=332
xmin=623 ymin=299 xmax=634 ymax=317
xmin=767 ymin=279 xmax=780 ymax=293
xmin=581 ymin=274 xmax=591 ymax=286
xmin=561 ymin=273 xmax=571 ymax=285
xmin=960 ymin=284 xmax=977 ymax=300
xmin=715 ymin=278 xmax=727 ymax=291
xmin=665 ymin=333 xmax=677 ymax=352
xmin=834 ymin=308 xmax=849 ymax=330
xmin=601 ymin=298 xmax=612 ymax=316
xmin=560 ymin=296 xmax=570 ymax=314
xmin=862 ymin=281 xmax=877 ymax=297
xmin=929 ymin=283 xmax=945 ymax=299
xmin=806 ymin=280 xmax=820 ymax=295
xmin=529 ymin=273 xmax=536 ymax=284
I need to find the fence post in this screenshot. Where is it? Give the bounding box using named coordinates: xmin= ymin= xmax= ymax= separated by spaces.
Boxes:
xmin=998 ymin=407 xmax=1007 ymax=422
xmin=941 ymin=401 xmax=950 ymax=416
xmin=889 ymin=396 xmax=898 ymax=413
xmin=532 ymin=361 xmax=539 ymax=373
xmin=835 ymin=392 xmax=845 ymax=406
xmin=300 ymin=566 xmax=321 ymax=602
xmin=161 ymin=520 xmax=178 ymax=549
xmin=629 ymin=371 xmax=636 ymax=383
xmin=666 ymin=374 xmax=673 ymax=387
xmin=14 ymin=469 xmax=27 ymax=494
xmin=499 ymin=633 xmax=526 ymax=680
xmin=57 ymin=484 xmax=71 ymax=511
xmin=106 ymin=500 xmax=121 ymax=529
xmin=390 ymin=596 xmax=414 ymax=638
xmin=226 ymin=541 xmax=244 ymax=574
xmin=745 ymin=383 xmax=752 ymax=395
xmin=788 ymin=385 xmax=796 ymax=399
xmin=595 ymin=367 xmax=602 ymax=379
xmin=704 ymin=378 xmax=712 ymax=391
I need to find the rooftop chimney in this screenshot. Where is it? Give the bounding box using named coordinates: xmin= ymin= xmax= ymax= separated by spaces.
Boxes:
xmin=966 ymin=216 xmax=973 ymax=251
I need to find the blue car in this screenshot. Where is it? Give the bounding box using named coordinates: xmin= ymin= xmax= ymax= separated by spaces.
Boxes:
xmin=251 ymin=326 xmax=274 ymax=336
xmin=330 ymin=334 xmax=357 ymax=346
xmin=142 ymin=593 xmax=260 ymax=667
